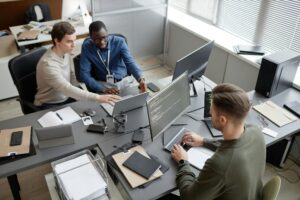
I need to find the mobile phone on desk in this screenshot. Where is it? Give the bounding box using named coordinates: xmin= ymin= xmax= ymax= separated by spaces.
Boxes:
xmin=86 ymin=124 xmax=107 ymax=134
xmin=10 ymin=131 xmax=23 ymax=146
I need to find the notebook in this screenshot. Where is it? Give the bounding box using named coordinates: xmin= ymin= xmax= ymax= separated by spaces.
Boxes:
xmin=233 ymin=45 xmax=265 ymax=55
xmin=283 ymin=101 xmax=300 ymax=118
xmin=123 ymin=151 xmax=161 ymax=179
xmin=101 ymin=92 xmax=148 ymax=116
xmin=112 ymin=145 xmax=163 ymax=188
xmin=202 ymin=91 xmax=222 ymax=137
xmin=37 ymin=106 xmax=81 ymax=128
xmin=253 ymin=101 xmax=298 ymax=127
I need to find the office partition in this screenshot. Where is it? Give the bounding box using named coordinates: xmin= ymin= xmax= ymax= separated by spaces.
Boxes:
xmin=91 ymin=0 xmax=168 ymax=58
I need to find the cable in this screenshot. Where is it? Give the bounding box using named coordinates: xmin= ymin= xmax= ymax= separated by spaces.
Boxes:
xmin=187 ymin=106 xmax=204 ymax=113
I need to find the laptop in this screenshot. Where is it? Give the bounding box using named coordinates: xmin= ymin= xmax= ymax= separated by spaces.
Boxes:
xmin=202 ymin=91 xmax=222 ymax=137
xmin=101 ymin=92 xmax=149 ymax=116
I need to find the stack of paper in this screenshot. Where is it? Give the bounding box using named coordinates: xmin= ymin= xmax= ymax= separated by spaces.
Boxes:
xmin=253 ymin=101 xmax=298 ymax=127
xmin=38 ymin=106 xmax=81 ymax=128
xmin=54 ymin=154 xmax=108 ymax=200
xmin=187 ymin=147 xmax=214 ymax=170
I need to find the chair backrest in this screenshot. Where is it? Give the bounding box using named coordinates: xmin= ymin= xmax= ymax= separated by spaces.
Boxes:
xmin=8 ymin=47 xmax=47 ymax=114
xmin=25 ymin=3 xmax=52 ymax=23
xmin=73 ymin=33 xmax=129 ymax=83
xmin=262 ymin=176 xmax=281 ymax=200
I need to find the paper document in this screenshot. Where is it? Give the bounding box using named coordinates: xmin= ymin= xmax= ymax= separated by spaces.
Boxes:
xmin=187 ymin=147 xmax=214 ymax=170
xmin=253 ymin=101 xmax=298 ymax=127
xmin=38 ymin=106 xmax=81 ymax=128
xmin=54 ymin=154 xmax=107 ymax=200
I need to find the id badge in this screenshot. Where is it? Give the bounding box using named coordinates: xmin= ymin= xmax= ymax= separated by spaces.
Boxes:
xmin=106 ymin=74 xmax=114 ymax=84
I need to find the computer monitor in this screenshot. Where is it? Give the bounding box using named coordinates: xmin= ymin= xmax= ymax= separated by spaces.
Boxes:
xmin=147 ymin=71 xmax=190 ymax=141
xmin=172 ymin=40 xmax=214 ymax=96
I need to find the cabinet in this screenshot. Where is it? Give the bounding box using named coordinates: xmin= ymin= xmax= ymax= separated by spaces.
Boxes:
xmin=0 ymin=55 xmax=18 ymax=100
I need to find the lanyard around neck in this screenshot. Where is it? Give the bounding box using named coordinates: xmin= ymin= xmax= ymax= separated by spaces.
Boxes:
xmin=97 ymin=49 xmax=110 ymax=75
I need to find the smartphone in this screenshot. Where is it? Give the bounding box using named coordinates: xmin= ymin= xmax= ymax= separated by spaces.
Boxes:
xmin=86 ymin=124 xmax=106 ymax=134
xmin=10 ymin=131 xmax=23 ymax=146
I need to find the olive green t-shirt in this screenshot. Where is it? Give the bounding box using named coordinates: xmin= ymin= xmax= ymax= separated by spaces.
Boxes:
xmin=176 ymin=125 xmax=266 ymax=200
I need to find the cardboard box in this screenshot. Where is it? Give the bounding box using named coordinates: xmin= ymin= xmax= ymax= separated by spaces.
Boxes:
xmin=0 ymin=35 xmax=18 ymax=58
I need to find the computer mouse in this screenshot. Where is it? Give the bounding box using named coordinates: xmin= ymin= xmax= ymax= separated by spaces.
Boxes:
xmin=84 ymin=109 xmax=96 ymax=117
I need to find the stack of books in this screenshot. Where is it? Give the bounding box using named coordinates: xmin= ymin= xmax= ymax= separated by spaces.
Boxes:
xmin=233 ymin=45 xmax=265 ymax=55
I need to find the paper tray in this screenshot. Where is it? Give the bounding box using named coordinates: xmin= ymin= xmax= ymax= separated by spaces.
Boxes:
xmin=51 ymin=149 xmax=109 ymax=200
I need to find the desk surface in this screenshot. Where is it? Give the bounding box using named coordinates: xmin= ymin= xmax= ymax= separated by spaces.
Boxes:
xmin=1 ymin=77 xmax=300 ymax=200
xmin=9 ymin=19 xmax=89 ymax=47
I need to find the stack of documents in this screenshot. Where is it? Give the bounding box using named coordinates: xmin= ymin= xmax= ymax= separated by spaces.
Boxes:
xmin=38 ymin=106 xmax=81 ymax=128
xmin=253 ymin=101 xmax=298 ymax=127
xmin=54 ymin=154 xmax=108 ymax=200
xmin=187 ymin=147 xmax=214 ymax=170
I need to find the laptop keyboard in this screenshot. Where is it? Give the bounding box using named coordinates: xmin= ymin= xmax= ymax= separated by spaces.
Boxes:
xmin=164 ymin=128 xmax=191 ymax=152
xmin=101 ymin=95 xmax=132 ymax=116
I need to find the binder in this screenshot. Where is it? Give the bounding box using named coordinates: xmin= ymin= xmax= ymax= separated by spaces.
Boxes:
xmin=0 ymin=126 xmax=31 ymax=157
xmin=112 ymin=145 xmax=163 ymax=188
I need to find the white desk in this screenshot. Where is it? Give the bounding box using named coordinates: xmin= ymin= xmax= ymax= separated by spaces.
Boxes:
xmin=9 ymin=19 xmax=89 ymax=48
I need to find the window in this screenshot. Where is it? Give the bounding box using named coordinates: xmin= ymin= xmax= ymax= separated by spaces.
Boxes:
xmin=169 ymin=0 xmax=219 ymax=24
xmin=217 ymin=0 xmax=300 ymax=53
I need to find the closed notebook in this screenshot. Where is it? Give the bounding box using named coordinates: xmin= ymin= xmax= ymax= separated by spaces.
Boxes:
xmin=123 ymin=151 xmax=161 ymax=179
xmin=284 ymin=101 xmax=300 ymax=118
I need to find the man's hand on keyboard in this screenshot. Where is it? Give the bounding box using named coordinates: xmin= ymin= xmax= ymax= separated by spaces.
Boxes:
xmin=171 ymin=144 xmax=188 ymax=164
xmin=181 ymin=132 xmax=204 ymax=147
xmin=97 ymin=94 xmax=121 ymax=105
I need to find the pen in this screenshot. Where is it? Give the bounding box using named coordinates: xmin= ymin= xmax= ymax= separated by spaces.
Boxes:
xmin=171 ymin=123 xmax=188 ymax=126
xmin=56 ymin=113 xmax=63 ymax=121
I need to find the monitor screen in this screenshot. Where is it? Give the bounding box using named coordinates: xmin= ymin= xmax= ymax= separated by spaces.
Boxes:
xmin=204 ymin=91 xmax=212 ymax=118
xmin=147 ymin=71 xmax=190 ymax=141
xmin=172 ymin=40 xmax=214 ymax=82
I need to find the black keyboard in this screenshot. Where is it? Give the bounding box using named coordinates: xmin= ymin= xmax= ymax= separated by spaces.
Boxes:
xmin=164 ymin=128 xmax=191 ymax=152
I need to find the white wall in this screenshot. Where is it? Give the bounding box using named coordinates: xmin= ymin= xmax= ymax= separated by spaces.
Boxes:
xmin=166 ymin=22 xmax=259 ymax=91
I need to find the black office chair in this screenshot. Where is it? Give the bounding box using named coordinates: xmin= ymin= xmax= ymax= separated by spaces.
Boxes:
xmin=25 ymin=3 xmax=52 ymax=23
xmin=73 ymin=34 xmax=129 ymax=91
xmin=9 ymin=47 xmax=47 ymax=114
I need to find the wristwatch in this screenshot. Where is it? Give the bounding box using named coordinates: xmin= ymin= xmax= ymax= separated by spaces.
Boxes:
xmin=138 ymin=77 xmax=145 ymax=83
xmin=179 ymin=159 xmax=187 ymax=165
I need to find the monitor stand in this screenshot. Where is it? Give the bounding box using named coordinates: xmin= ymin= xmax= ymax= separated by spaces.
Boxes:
xmin=190 ymin=80 xmax=198 ymax=97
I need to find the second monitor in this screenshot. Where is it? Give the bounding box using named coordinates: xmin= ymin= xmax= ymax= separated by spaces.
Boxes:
xmin=172 ymin=40 xmax=214 ymax=96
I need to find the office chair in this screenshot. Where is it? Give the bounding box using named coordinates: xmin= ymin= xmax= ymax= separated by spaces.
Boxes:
xmin=73 ymin=34 xmax=128 ymax=91
xmin=25 ymin=3 xmax=52 ymax=23
xmin=9 ymin=47 xmax=47 ymax=114
xmin=262 ymin=176 xmax=281 ymax=200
